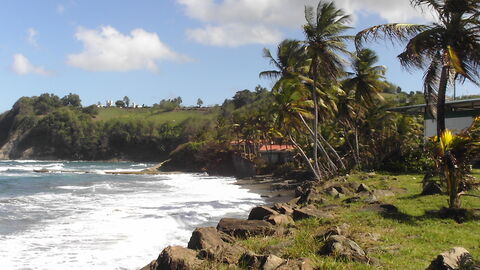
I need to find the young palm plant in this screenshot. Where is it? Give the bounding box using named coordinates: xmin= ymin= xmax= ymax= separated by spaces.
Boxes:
xmin=432 ymin=117 xmax=480 ymax=209
xmin=355 ymin=0 xmax=480 ymax=136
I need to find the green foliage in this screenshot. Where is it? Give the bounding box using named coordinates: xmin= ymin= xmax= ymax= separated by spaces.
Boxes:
xmin=61 ymin=93 xmax=82 ymax=107
xmin=153 ymin=97 xmax=183 ymax=112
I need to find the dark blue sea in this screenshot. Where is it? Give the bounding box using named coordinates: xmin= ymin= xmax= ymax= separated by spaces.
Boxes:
xmin=0 ymin=160 xmax=263 ymax=269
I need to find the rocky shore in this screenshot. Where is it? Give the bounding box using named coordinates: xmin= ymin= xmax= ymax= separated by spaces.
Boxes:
xmin=139 ymin=172 xmax=480 ymax=270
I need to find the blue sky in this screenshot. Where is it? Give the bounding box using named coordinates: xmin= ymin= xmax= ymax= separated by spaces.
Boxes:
xmin=0 ymin=0 xmax=478 ymax=111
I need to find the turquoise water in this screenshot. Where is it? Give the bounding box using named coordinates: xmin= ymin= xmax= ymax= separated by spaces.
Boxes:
xmin=0 ymin=160 xmax=263 ymax=269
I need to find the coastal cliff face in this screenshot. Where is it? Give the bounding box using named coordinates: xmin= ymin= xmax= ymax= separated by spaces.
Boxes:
xmin=0 ymin=96 xmax=182 ymax=161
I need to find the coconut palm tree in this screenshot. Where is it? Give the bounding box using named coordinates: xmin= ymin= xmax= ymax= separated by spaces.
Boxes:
xmin=340 ymin=49 xmax=388 ymax=166
xmin=356 ymin=0 xmax=480 ymax=136
xmin=303 ymin=1 xmax=352 ymax=179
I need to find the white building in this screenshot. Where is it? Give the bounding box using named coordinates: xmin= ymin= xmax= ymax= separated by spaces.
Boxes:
xmin=389 ymin=98 xmax=480 ymax=137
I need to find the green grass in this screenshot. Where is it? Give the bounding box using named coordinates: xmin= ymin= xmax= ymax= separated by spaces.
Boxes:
xmin=238 ymin=171 xmax=480 ymax=270
xmin=94 ymin=107 xmax=217 ymax=124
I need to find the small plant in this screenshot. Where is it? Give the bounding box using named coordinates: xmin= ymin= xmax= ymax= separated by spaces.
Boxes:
xmin=430 ymin=118 xmax=480 ymax=209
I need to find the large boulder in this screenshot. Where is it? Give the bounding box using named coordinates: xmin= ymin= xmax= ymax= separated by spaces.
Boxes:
xmin=426 ymin=247 xmax=472 ymax=270
xmin=320 ymin=235 xmax=369 ymax=263
xmin=293 ymin=206 xmax=334 ymax=221
xmin=248 ymin=206 xmax=280 ymax=220
xmin=217 ymin=218 xmax=276 ymax=239
xmin=276 ymin=258 xmax=314 ymax=270
xmin=272 ymin=203 xmax=294 ymax=216
xmin=155 ymin=246 xmax=202 ymax=270
xmin=187 ymin=227 xmax=225 ymax=250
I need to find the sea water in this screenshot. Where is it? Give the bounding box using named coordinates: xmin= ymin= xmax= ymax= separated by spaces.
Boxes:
xmin=0 ymin=160 xmax=264 ymax=269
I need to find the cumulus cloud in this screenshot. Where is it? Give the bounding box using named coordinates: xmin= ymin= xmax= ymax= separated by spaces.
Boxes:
xmin=67 ymin=26 xmax=189 ymax=72
xmin=177 ymin=0 xmax=433 ymax=47
xmin=27 ymin=28 xmax=39 ymax=47
xmin=11 ymin=54 xmax=51 ymax=75
xmin=186 ymin=24 xmax=282 ymax=47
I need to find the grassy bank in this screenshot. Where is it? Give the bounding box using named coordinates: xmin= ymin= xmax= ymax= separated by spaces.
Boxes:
xmin=237 ymin=170 xmax=480 ymax=270
xmin=94 ymin=107 xmax=217 ymax=123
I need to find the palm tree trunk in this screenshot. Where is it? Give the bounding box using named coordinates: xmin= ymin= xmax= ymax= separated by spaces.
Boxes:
xmin=311 ymin=60 xmax=321 ymax=179
xmin=297 ymin=113 xmax=338 ymax=172
xmin=288 ymin=134 xmax=321 ymax=180
xmin=437 ymin=65 xmax=450 ymax=136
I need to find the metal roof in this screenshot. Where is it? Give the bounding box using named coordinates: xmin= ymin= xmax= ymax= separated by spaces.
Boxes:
xmin=388 ymin=98 xmax=480 ymax=114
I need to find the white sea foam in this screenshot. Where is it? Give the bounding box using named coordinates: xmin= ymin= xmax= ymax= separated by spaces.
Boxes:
xmin=0 ymin=165 xmax=263 ymax=270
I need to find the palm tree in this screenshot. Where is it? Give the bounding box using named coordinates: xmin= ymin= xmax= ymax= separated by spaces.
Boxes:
xmin=356 ymin=0 xmax=480 ymax=136
xmin=303 ymin=0 xmax=352 ymax=178
xmin=341 ymin=49 xmax=388 ymax=166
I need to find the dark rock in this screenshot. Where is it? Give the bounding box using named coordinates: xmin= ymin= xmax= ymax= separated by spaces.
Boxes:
xmin=298 ymin=189 xmax=326 ymax=204
xmin=362 ymin=203 xmax=399 ymax=214
xmin=344 ymin=196 xmax=361 ymax=204
xmin=140 ymin=260 xmax=157 ymax=270
xmin=357 ymin=183 xmax=371 ymax=193
xmin=248 ymin=206 xmax=280 ymax=220
xmin=273 ymin=203 xmax=294 ymax=216
xmin=320 ymin=235 xmax=369 ymax=263
xmin=197 ymin=244 xmax=245 ymax=265
xmin=293 ymin=206 xmax=334 ymax=221
xmin=217 ymin=218 xmax=276 ymax=239
xmin=426 ymin=247 xmax=472 ymax=270
xmin=239 ymin=252 xmax=263 ymax=269
xmin=422 ymin=181 xmax=443 ymax=195
xmin=187 ymin=227 xmax=225 ymax=250
xmin=155 ymin=246 xmax=202 ymax=270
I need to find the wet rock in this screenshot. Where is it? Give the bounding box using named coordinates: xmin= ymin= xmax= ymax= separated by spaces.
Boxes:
xmin=248 ymin=206 xmax=280 ymax=220
xmin=217 ymin=218 xmax=276 ymax=239
xmin=293 ymin=206 xmax=334 ymax=221
xmin=198 ymin=244 xmax=245 ymax=265
xmin=187 ymin=227 xmax=225 ymax=250
xmin=155 ymin=246 xmax=202 ymax=270
xmin=320 ymin=235 xmax=369 ymax=263
xmin=422 ymin=181 xmax=443 ymax=195
xmin=356 ymin=183 xmax=371 ymax=193
xmin=140 ymin=260 xmax=157 ymax=270
xmin=426 ymin=247 xmax=472 ymax=270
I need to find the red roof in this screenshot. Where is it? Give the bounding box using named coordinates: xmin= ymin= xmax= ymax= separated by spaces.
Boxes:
xmin=259 ymin=144 xmax=295 ymax=152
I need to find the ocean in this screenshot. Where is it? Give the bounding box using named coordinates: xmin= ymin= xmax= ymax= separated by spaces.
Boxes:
xmin=0 ymin=160 xmax=264 ymax=269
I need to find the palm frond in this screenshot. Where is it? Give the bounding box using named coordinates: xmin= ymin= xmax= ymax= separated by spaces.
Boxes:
xmin=355 ymin=23 xmax=429 ymax=50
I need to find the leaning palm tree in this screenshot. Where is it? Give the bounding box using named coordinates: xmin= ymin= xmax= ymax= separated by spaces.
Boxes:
xmin=303 ymin=0 xmax=352 ymax=178
xmin=356 ymin=0 xmax=480 ymax=136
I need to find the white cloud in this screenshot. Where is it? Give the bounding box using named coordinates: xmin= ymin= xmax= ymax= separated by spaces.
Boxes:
xmin=67 ymin=26 xmax=189 ymax=72
xmin=11 ymin=54 xmax=51 ymax=76
xmin=177 ymin=0 xmax=432 ymax=47
xmin=187 ymin=24 xmax=282 ymax=47
xmin=27 ymin=28 xmax=39 ymax=47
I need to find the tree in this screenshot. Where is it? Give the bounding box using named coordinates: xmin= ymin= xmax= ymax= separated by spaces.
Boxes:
xmin=61 ymin=93 xmax=82 ymax=107
xmin=303 ymin=1 xmax=352 ymax=179
xmin=123 ymin=96 xmax=130 ymax=107
xmin=197 ymin=98 xmax=204 ymax=107
xmin=356 ymin=0 xmax=480 ymax=136
xmin=115 ymin=100 xmax=125 ymax=108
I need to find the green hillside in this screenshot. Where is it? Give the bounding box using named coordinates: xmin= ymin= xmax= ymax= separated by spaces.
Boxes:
xmin=94 ymin=107 xmax=218 ymax=124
